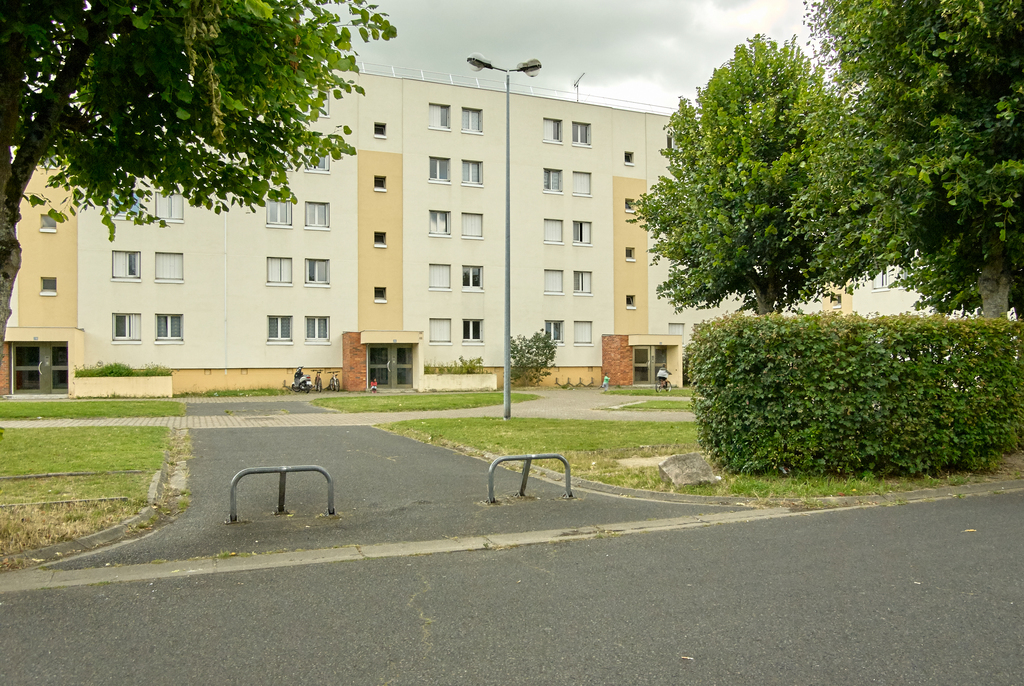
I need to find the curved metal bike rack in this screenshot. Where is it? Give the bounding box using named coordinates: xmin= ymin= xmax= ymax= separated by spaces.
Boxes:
xmin=487 ymin=454 xmax=574 ymax=504
xmin=228 ymin=465 xmax=335 ymax=523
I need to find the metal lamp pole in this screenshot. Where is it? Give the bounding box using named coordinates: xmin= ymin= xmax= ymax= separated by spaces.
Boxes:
xmin=467 ymin=53 xmax=541 ymax=420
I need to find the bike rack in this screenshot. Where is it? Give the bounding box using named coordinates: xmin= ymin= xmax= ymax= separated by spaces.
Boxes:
xmin=487 ymin=454 xmax=574 ymax=504
xmin=228 ymin=465 xmax=335 ymax=523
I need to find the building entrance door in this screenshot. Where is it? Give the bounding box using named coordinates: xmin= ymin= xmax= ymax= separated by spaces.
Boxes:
xmin=366 ymin=345 xmax=414 ymax=390
xmin=632 ymin=345 xmax=667 ymax=385
xmin=11 ymin=343 xmax=69 ymax=394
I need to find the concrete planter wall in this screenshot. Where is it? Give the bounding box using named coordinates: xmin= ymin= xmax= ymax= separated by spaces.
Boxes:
xmin=71 ymin=376 xmax=174 ymax=398
xmin=420 ymin=373 xmax=496 ymax=392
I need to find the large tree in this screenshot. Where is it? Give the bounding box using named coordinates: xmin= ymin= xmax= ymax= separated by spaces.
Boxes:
xmin=0 ymin=0 xmax=395 ymax=349
xmin=806 ymin=0 xmax=1024 ymax=318
xmin=635 ymin=35 xmax=832 ymax=315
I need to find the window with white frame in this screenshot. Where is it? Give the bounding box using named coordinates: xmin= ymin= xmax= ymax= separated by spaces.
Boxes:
xmin=543 ymin=169 xmax=562 ymax=192
xmin=573 ymin=271 xmax=592 ymax=295
xmin=573 ymin=172 xmax=591 ymax=196
xmin=305 ymin=316 xmax=329 ymax=341
xmin=463 ymin=319 xmax=483 ymax=342
xmin=462 ymin=160 xmax=483 ymax=185
xmin=429 ymin=318 xmax=451 ymax=343
xmin=625 ymin=247 xmax=636 ymax=261
xmin=41 ymin=277 xmax=57 ymax=295
xmin=306 ymin=155 xmax=330 ymax=172
xmin=374 ymin=175 xmax=386 ymax=191
xmin=155 ymin=252 xmax=184 ymax=282
xmin=374 ymin=231 xmax=387 ymax=247
xmin=305 ymin=202 xmax=329 ymax=229
xmin=626 ymin=295 xmax=636 ymax=309
xmin=668 ymin=323 xmax=685 ymax=337
xmin=666 ymin=135 xmax=675 ymax=149
xmin=543 ymin=118 xmax=562 ymax=142
xmin=429 ymin=263 xmax=451 ymax=290
xmin=374 ymin=122 xmax=387 ymax=137
xmin=873 ymin=268 xmax=897 ymax=291
xmin=156 ymin=314 xmax=183 ymax=341
xmin=574 ymin=320 xmax=593 ymax=345
xmin=112 ymin=251 xmax=141 ymax=280
xmin=544 ymin=219 xmax=563 ymax=243
xmin=40 ymin=214 xmax=57 ymax=232
xmin=573 ymin=221 xmax=591 ymax=245
xmin=374 ymin=286 xmax=387 ymax=303
xmin=544 ymin=269 xmax=563 ymax=294
xmin=267 ymin=201 xmax=292 ymax=227
xmin=462 ymin=108 xmax=482 ymax=133
xmin=268 ymin=316 xmax=292 ymax=341
xmin=267 ymin=257 xmax=292 ymax=285
xmin=545 ymin=320 xmax=564 ymax=344
xmin=305 ymin=259 xmax=329 ymax=285
xmin=625 ymin=198 xmax=635 ymax=213
xmin=429 ymin=104 xmax=451 ymax=130
xmin=572 ymin=122 xmax=591 ymax=146
xmin=462 ymin=213 xmax=483 ymax=238
xmin=155 ymin=193 xmax=184 ymax=221
xmin=624 ymin=151 xmax=634 ymax=165
xmin=429 ymin=157 xmax=451 ymax=182
xmin=462 ymin=265 xmax=482 ymax=290
xmin=113 ymin=313 xmax=141 ymax=341
xmin=429 ymin=210 xmax=451 ymax=236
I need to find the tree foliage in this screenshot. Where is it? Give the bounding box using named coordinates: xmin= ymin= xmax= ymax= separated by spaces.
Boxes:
xmin=510 ymin=331 xmax=557 ymax=386
xmin=0 ymin=0 xmax=395 ymax=347
xmin=635 ymin=36 xmax=832 ymax=315
xmin=805 ymin=0 xmax=1024 ymax=317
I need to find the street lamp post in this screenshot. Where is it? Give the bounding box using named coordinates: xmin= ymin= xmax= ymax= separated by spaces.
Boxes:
xmin=467 ymin=53 xmax=541 ymax=421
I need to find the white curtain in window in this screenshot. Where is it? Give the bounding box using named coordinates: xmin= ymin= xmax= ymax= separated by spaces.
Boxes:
xmin=155 ymin=253 xmax=183 ymax=280
xmin=573 ymin=271 xmax=591 ymax=293
xmin=573 ymin=172 xmax=591 ymax=195
xmin=114 ymin=313 xmax=141 ymax=339
xmin=544 ymin=270 xmax=563 ymax=293
xmin=267 ymin=201 xmax=291 ymax=225
xmin=429 ymin=104 xmax=449 ymax=128
xmin=429 ymin=318 xmax=451 ymax=343
xmin=155 ymin=193 xmax=184 ymax=220
xmin=462 ymin=161 xmax=482 ymax=184
xmin=462 ymin=109 xmax=481 ymax=131
xmin=668 ymin=323 xmax=685 ymax=336
xmin=267 ymin=257 xmax=292 ymax=283
xmin=112 ymin=251 xmax=139 ymax=278
xmin=305 ymin=202 xmax=329 ymax=227
xmin=430 ymin=211 xmax=450 ymax=234
xmin=429 ymin=264 xmax=451 ymax=289
xmin=544 ymin=219 xmax=562 ymax=242
xmin=462 ymin=213 xmax=483 ymax=237
xmin=306 ymin=317 xmax=328 ymax=339
xmin=573 ymin=221 xmax=591 ymax=244
xmin=574 ymin=321 xmax=592 ymax=345
xmin=544 ymin=119 xmax=561 ymax=141
xmin=157 ymin=315 xmax=182 ymax=339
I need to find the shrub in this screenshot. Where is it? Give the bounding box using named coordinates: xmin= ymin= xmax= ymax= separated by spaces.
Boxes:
xmin=423 ymin=356 xmax=485 ymax=375
xmin=510 ymin=331 xmax=557 ymax=386
xmin=690 ymin=313 xmax=1024 ymax=476
xmin=75 ymin=363 xmax=172 ymax=377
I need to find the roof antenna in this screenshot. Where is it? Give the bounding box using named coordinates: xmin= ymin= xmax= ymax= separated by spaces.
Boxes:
xmin=573 ymin=73 xmax=585 ymax=102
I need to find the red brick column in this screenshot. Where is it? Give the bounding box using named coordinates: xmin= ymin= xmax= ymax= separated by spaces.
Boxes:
xmin=341 ymin=332 xmax=366 ymax=391
xmin=0 ymin=342 xmax=9 ymax=395
xmin=601 ymin=334 xmax=632 ymax=386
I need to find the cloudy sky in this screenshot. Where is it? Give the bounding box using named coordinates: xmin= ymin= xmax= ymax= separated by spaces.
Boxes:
xmin=353 ymin=0 xmax=812 ymax=111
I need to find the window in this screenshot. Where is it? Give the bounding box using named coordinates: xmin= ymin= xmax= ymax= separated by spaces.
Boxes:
xmin=306 ymin=155 xmax=329 ymax=172
xmin=374 ymin=231 xmax=387 ymax=247
xmin=155 ymin=252 xmax=184 ymax=282
xmin=463 ymin=319 xmax=483 ymax=342
xmin=305 ymin=316 xmax=329 ymax=342
xmin=113 ymin=313 xmax=141 ymax=341
xmin=429 ymin=210 xmax=451 ymax=236
xmin=543 ymin=169 xmax=563 ymax=192
xmin=573 ymin=221 xmax=591 ymax=245
xmin=267 ymin=257 xmax=292 ymax=285
xmin=544 ymin=219 xmax=563 ymax=243
xmin=112 ymin=251 xmax=141 ymax=279
xmin=545 ymin=320 xmax=564 ymax=344
xmin=666 ymin=135 xmax=675 ymax=150
xmin=429 ymin=318 xmax=452 ymax=344
xmin=40 ymin=277 xmax=57 ymax=295
xmin=574 ymin=320 xmax=593 ymax=345
xmin=544 ymin=269 xmax=563 ymax=294
xmin=573 ymin=172 xmax=591 ymax=196
xmin=429 ymin=264 xmax=451 ymax=290
xmin=267 ymin=201 xmax=292 ymax=227
xmin=268 ymin=316 xmax=292 ymax=342
xmin=374 ymin=287 xmax=387 ymax=303
xmin=429 ymin=157 xmax=451 ymax=182
xmin=573 ymin=271 xmax=592 ymax=295
xmin=625 ymin=198 xmax=635 ymax=213
xmin=624 ymin=151 xmax=634 ymax=165
xmin=543 ymin=118 xmax=562 ymax=142
xmin=625 ymin=247 xmax=636 ymax=261
xmin=626 ymin=295 xmax=636 ymax=309
xmin=305 ymin=259 xmax=329 ymax=285
xmin=155 ymin=193 xmax=184 ymax=221
xmin=374 ymin=175 xmax=387 ymax=191
xmin=462 ymin=160 xmax=483 ymax=185
xmin=40 ymin=214 xmax=57 ymax=232
xmin=462 ymin=265 xmax=483 ymax=290
xmin=462 ymin=213 xmax=483 ymax=238
xmin=669 ymin=323 xmax=685 ymax=337
xmin=462 ymin=108 xmax=482 ymax=133
xmin=873 ymin=268 xmax=897 ymax=291
xmin=305 ymin=202 xmax=329 ymax=229
xmin=156 ymin=314 xmax=183 ymax=341
xmin=572 ymin=122 xmax=591 ymax=146
xmin=374 ymin=122 xmax=387 ymax=138
xmin=429 ymin=104 xmax=451 ymax=130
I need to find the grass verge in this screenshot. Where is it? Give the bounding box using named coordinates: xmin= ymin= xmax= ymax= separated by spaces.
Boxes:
xmin=603 ymin=388 xmax=693 ymax=397
xmin=607 ymin=400 xmax=693 ymax=411
xmin=313 ymin=392 xmax=539 ymax=413
xmin=0 ymin=400 xmax=184 ymax=419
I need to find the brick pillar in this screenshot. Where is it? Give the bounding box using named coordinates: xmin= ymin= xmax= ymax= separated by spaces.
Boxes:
xmin=0 ymin=342 xmax=9 ymax=395
xmin=341 ymin=332 xmax=367 ymax=391
xmin=601 ymin=334 xmax=632 ymax=386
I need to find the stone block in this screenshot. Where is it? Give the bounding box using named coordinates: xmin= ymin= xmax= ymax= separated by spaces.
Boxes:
xmin=659 ymin=452 xmax=717 ymax=486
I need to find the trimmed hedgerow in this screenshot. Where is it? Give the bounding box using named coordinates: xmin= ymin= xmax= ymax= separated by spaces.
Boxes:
xmin=689 ymin=313 xmax=1024 ymax=476
xmin=74 ymin=363 xmax=172 ymax=377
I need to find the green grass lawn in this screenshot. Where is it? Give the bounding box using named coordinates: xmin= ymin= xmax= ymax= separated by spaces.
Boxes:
xmin=608 ymin=400 xmax=693 ymax=411
xmin=312 ymin=392 xmax=539 ymax=413
xmin=0 ymin=427 xmax=169 ymax=477
xmin=0 ymin=400 xmax=184 ymax=419
xmin=603 ymin=388 xmax=693 ymax=397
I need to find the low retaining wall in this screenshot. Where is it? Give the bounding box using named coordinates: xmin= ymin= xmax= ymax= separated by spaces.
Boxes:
xmin=71 ymin=376 xmax=174 ymax=398
xmin=420 ymin=373 xmax=497 ymax=392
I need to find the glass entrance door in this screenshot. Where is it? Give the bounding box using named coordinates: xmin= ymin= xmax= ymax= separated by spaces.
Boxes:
xmin=366 ymin=345 xmax=414 ymax=390
xmin=632 ymin=345 xmax=668 ymax=386
xmin=12 ymin=343 xmax=69 ymax=394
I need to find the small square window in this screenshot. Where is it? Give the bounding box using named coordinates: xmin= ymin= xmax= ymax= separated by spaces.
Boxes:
xmin=545 ymin=320 xmax=564 ymax=344
xmin=624 ymin=152 xmax=634 ymax=165
xmin=374 ymin=175 xmax=387 ymax=191
xmin=666 ymin=135 xmax=675 ymax=150
xmin=544 ymin=219 xmax=563 ymax=243
xmin=429 ymin=104 xmax=450 ymax=130
xmin=574 ymin=321 xmax=593 ymax=346
xmin=112 ymin=251 xmax=141 ymax=280
xmin=155 ymin=252 xmax=184 ymax=282
xmin=306 ymin=155 xmax=330 ymax=172
xmin=267 ymin=201 xmax=292 ymax=227
xmin=572 ymin=172 xmax=591 ymax=196
xmin=462 ymin=108 xmax=483 ymax=133
xmin=573 ymin=221 xmax=591 ymax=245
xmin=374 ymin=287 xmax=387 ymax=303
xmin=429 ymin=210 xmax=451 ymax=236
xmin=543 ymin=118 xmax=562 ymax=143
xmin=429 ymin=157 xmax=451 ymax=182
xmin=572 ymin=122 xmax=591 ymax=146
xmin=156 ymin=314 xmax=183 ymax=341
xmin=267 ymin=257 xmax=292 ymax=285
xmin=305 ymin=202 xmax=330 ymax=230
xmin=305 ymin=316 xmax=329 ymax=341
xmin=268 ymin=315 xmax=292 ymax=342
xmin=429 ymin=263 xmax=451 ymax=290
xmin=305 ymin=259 xmax=330 ymax=285
xmin=429 ymin=318 xmax=451 ymax=344
xmin=462 ymin=160 xmax=483 ymax=185
xmin=113 ymin=313 xmax=141 ymax=341
xmin=40 ymin=214 xmax=57 ymax=232
xmin=155 ymin=193 xmax=184 ymax=221
xmin=544 ymin=269 xmax=563 ymax=294
xmin=374 ymin=122 xmax=387 ymax=138
xmin=462 ymin=265 xmax=483 ymax=290
xmin=573 ymin=271 xmax=592 ymax=295
xmin=625 ymin=198 xmax=635 ymax=213
xmin=41 ymin=277 xmax=57 ymax=294
xmin=463 ymin=319 xmax=483 ymax=342
xmin=374 ymin=231 xmax=387 ymax=247
xmin=462 ymin=213 xmax=483 ymax=238
xmin=625 ymin=247 xmax=636 ymax=262
xmin=543 ymin=169 xmax=563 ymax=192
xmin=626 ymin=295 xmax=636 ymax=309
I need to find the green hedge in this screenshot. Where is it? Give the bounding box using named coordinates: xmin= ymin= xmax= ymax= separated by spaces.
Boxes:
xmin=74 ymin=363 xmax=172 ymax=377
xmin=690 ymin=313 xmax=1024 ymax=475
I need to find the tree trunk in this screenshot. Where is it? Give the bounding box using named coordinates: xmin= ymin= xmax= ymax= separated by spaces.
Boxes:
xmin=0 ymin=216 xmax=21 ymax=364
xmin=978 ymin=243 xmax=1011 ymax=319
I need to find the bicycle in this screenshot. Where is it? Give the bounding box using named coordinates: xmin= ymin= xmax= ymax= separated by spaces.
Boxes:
xmin=327 ymin=370 xmax=340 ymax=392
xmin=311 ymin=369 xmax=323 ymax=393
xmin=655 ymin=376 xmax=672 ymax=392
